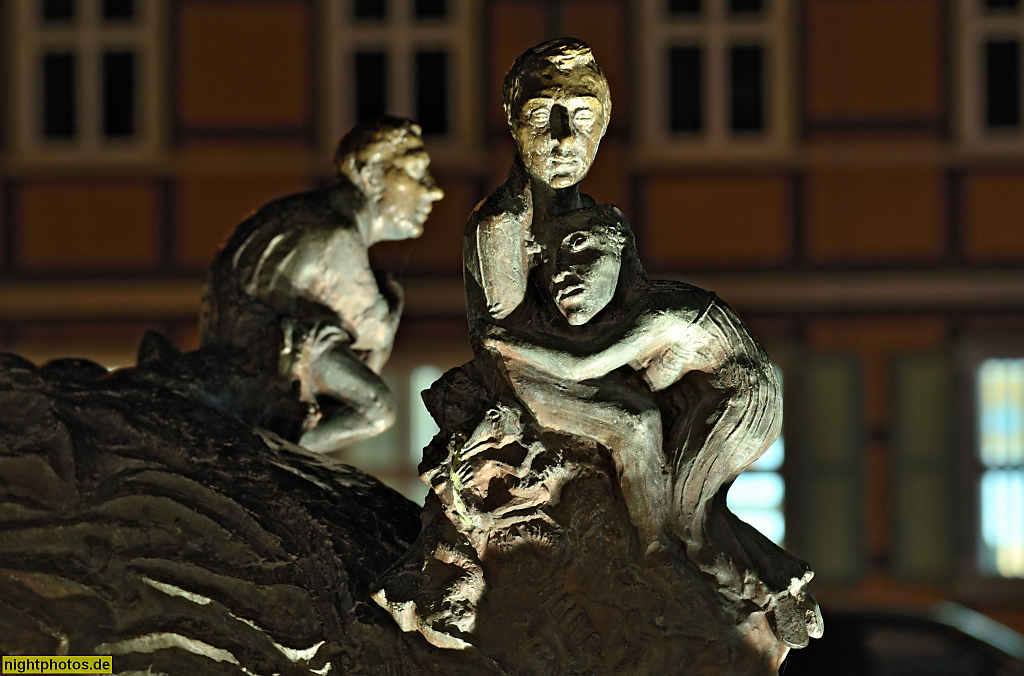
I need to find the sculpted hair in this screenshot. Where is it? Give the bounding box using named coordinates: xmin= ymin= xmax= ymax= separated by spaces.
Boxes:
xmin=334 ymin=116 xmax=422 ymax=193
xmin=502 ymin=37 xmax=611 ymax=130
xmin=544 ymin=204 xmax=630 ymax=259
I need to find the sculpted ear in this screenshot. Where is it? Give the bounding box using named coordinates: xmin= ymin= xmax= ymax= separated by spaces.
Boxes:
xmin=358 ymin=162 xmax=385 ymax=200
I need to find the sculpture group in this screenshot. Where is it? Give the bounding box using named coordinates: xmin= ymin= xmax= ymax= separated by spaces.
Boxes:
xmin=0 ymin=38 xmax=820 ymax=675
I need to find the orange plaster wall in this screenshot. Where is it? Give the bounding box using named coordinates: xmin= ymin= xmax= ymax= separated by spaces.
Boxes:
xmin=175 ymin=173 xmax=314 ymax=269
xmin=562 ymin=0 xmax=628 ymax=130
xmin=963 ymin=171 xmax=1024 ymax=262
xmin=578 ymin=136 xmax=630 ymax=211
xmin=18 ymin=182 xmax=159 ymax=271
xmin=176 ymin=0 xmax=312 ymax=129
xmin=372 ymin=175 xmax=479 ymax=274
xmin=643 ymin=174 xmax=791 ymax=269
xmin=806 ymin=167 xmax=946 ymax=263
xmin=805 ymin=0 xmax=944 ymax=123
xmin=488 ymin=0 xmax=549 ymax=131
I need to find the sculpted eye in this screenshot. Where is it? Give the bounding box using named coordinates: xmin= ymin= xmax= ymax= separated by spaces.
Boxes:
xmin=566 ymin=232 xmax=590 ymax=252
xmin=528 ymin=107 xmax=550 ymax=127
xmin=573 ymin=109 xmax=596 ymax=130
xmin=405 ymin=157 xmax=427 ymax=180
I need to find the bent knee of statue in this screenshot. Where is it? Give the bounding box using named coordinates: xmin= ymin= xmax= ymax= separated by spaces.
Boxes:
xmin=298 ymin=367 xmax=397 ymax=452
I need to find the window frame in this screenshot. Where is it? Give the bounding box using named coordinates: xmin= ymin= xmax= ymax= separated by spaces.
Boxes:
xmin=955 ymin=337 xmax=1024 ymax=599
xmin=955 ymin=0 xmax=1024 ymax=156
xmin=7 ymin=0 xmax=168 ymax=167
xmin=319 ymin=0 xmax=482 ymax=169
xmin=633 ymin=0 xmax=796 ymax=165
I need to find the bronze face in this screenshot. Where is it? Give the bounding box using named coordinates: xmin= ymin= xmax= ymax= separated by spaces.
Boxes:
xmin=545 ymin=224 xmax=622 ymax=325
xmin=373 ymin=137 xmax=444 ymax=241
xmin=511 ymin=66 xmax=608 ymax=189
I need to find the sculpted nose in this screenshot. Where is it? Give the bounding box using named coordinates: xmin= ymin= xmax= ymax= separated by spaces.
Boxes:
xmin=423 ymin=174 xmax=445 ymax=202
xmin=550 ymin=105 xmax=573 ymax=145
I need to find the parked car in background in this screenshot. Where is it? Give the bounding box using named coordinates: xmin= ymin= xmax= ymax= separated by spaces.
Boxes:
xmin=783 ymin=602 xmax=1024 ymax=675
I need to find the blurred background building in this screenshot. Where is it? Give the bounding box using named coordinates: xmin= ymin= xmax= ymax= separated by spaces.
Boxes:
xmin=0 ymin=0 xmax=1022 ymax=634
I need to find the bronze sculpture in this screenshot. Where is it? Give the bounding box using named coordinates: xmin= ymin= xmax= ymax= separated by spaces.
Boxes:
xmin=201 ymin=116 xmax=444 ymax=452
xmin=0 ymin=40 xmax=822 ymax=676
xmin=465 ymin=38 xmax=609 ymax=349
xmin=375 ymin=38 xmax=821 ymax=671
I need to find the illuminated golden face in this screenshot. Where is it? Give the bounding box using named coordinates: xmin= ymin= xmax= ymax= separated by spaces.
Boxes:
xmin=373 ymin=137 xmax=444 ymax=241
xmin=511 ymin=67 xmax=608 ymax=189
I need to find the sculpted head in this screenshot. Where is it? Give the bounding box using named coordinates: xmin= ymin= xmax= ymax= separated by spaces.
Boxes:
xmin=542 ymin=205 xmax=628 ymax=326
xmin=334 ymin=116 xmax=444 ymax=242
xmin=503 ymin=38 xmax=611 ymax=189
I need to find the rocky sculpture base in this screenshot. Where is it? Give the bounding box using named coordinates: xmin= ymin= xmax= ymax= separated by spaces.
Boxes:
xmin=1 ymin=346 xmax=806 ymax=675
xmin=373 ymin=364 xmax=793 ymax=675
xmin=377 ymin=441 xmax=788 ymax=675
xmin=0 ymin=352 xmax=503 ymax=675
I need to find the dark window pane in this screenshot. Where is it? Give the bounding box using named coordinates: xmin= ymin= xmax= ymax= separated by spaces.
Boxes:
xmin=669 ymin=46 xmax=702 ymax=132
xmin=416 ymin=50 xmax=448 ymax=135
xmin=355 ymin=51 xmax=387 ymax=122
xmin=985 ymin=0 xmax=1019 ymax=9
xmin=668 ymin=0 xmax=701 ymax=15
xmin=103 ymin=51 xmax=135 ymax=137
xmin=986 ymin=40 xmax=1020 ymax=128
xmin=415 ymin=0 xmax=446 ymax=18
xmin=730 ymin=45 xmax=764 ymax=132
xmin=730 ymin=0 xmax=762 ymax=13
xmin=43 ymin=52 xmax=76 ymax=138
xmin=354 ymin=0 xmax=385 ymax=19
xmin=42 ymin=0 xmax=74 ymax=22
xmin=102 ymin=0 xmax=134 ymax=20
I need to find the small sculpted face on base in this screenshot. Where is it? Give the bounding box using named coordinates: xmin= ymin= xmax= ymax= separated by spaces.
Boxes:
xmin=544 ymin=215 xmax=623 ymax=326
xmin=373 ymin=137 xmax=445 ymax=241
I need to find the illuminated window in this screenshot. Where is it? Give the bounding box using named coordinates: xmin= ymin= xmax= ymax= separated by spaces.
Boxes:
xmin=635 ymin=0 xmax=794 ymax=163
xmin=977 ymin=358 xmax=1024 ymax=578
xmin=727 ymin=366 xmax=785 ymax=545
xmin=408 ymin=364 xmax=442 ymax=462
xmin=341 ymin=364 xmax=444 ymax=503
xmin=728 ymin=435 xmax=785 ymax=545
xmin=321 ymin=0 xmax=481 ymax=167
xmin=9 ymin=0 xmax=165 ymax=163
xmin=956 ymin=0 xmax=1024 ymax=153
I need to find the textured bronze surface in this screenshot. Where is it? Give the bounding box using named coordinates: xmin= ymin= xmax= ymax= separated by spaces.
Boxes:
xmin=201 ymin=117 xmax=443 ymax=452
xmin=377 ymin=38 xmax=822 ymax=674
xmin=0 ymin=42 xmax=821 ymax=676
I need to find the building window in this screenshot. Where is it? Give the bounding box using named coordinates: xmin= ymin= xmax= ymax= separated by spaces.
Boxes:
xmin=355 ymin=50 xmax=388 ymax=121
xmin=728 ymin=435 xmax=785 ymax=544
xmin=956 ymin=0 xmax=1024 ymax=152
xmin=340 ymin=363 xmax=446 ymax=503
xmin=354 ymin=0 xmax=386 ymax=20
xmin=322 ymin=0 xmax=480 ymax=166
xmin=9 ymin=0 xmax=165 ymax=163
xmin=636 ymin=0 xmax=793 ymax=162
xmin=977 ymin=358 xmax=1024 ymax=578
